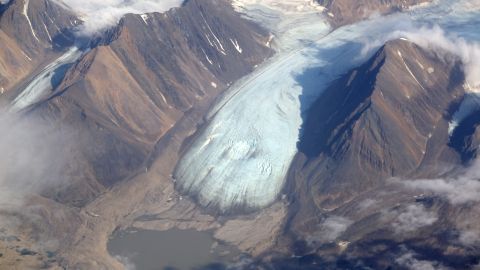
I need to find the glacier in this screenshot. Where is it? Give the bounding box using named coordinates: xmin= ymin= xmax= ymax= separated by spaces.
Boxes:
xmin=10 ymin=47 xmax=84 ymax=112
xmin=174 ymin=0 xmax=480 ymax=212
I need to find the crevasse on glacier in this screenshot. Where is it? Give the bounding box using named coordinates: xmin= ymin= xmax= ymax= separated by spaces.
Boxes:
xmin=176 ymin=0 xmax=480 ymax=212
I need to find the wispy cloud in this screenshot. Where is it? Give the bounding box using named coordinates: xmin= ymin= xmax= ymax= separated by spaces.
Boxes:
xmin=396 ymin=251 xmax=448 ymax=270
xmin=54 ymin=0 xmax=183 ymax=37
xmin=459 ymin=229 xmax=480 ymax=246
xmin=394 ymin=160 xmax=480 ymax=205
xmin=395 ymin=26 xmax=480 ymax=91
xmin=306 ymin=216 xmax=353 ymax=244
xmin=0 ymin=113 xmax=75 ymax=209
xmin=361 ymin=24 xmax=480 ymax=91
xmin=391 ymin=204 xmax=438 ymax=234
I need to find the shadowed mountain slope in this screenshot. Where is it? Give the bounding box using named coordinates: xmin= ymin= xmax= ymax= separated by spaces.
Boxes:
xmin=290 ymin=38 xmax=465 ymax=227
xmin=276 ymin=39 xmax=479 ymax=269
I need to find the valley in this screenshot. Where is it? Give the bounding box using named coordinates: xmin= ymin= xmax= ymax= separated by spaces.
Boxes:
xmin=1 ymin=0 xmax=480 ymax=269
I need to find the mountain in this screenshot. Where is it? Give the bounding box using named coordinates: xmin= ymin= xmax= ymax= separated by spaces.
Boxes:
xmin=292 ymin=39 xmax=464 ymax=211
xmin=278 ymin=39 xmax=479 ymax=269
xmin=317 ymin=0 xmax=430 ymax=26
xmin=3 ymin=0 xmax=480 ymax=269
xmin=0 ymin=0 xmax=77 ymax=93
xmin=31 ymin=0 xmax=272 ymax=206
xmin=0 ymin=0 xmax=273 ymax=268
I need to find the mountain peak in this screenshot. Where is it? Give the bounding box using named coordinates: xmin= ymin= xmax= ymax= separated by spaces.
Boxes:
xmin=295 ymin=38 xmax=465 ymax=210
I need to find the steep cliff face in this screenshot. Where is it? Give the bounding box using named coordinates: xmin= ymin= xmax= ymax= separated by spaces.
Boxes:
xmin=0 ymin=0 xmax=77 ymax=92
xmin=317 ymin=0 xmax=431 ymax=26
xmin=290 ymin=39 xmax=464 ymax=227
xmin=31 ymin=0 xmax=272 ymax=205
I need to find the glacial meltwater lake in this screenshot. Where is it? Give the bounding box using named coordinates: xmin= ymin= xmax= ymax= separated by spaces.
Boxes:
xmin=107 ymin=228 xmax=241 ymax=270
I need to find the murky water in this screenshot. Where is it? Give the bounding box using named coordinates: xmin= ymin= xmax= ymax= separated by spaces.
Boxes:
xmin=107 ymin=229 xmax=240 ymax=270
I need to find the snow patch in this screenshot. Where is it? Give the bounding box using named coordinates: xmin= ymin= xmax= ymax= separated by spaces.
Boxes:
xmin=22 ymin=0 xmax=40 ymax=42
xmin=202 ymin=49 xmax=213 ymax=65
xmin=230 ymin=38 xmax=243 ymax=53
xmin=42 ymin=21 xmax=52 ymax=42
xmin=398 ymin=50 xmax=425 ymax=90
xmin=20 ymin=50 xmax=32 ymax=61
xmin=416 ymin=59 xmax=425 ymax=69
xmin=140 ymin=14 xmax=149 ymax=25
xmin=200 ymin=11 xmax=227 ymax=55
xmin=265 ymin=34 xmax=274 ymax=47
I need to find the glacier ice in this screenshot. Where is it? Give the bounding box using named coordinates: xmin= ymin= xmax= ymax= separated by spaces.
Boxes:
xmin=11 ymin=47 xmax=84 ymax=112
xmin=174 ymin=0 xmax=480 ymax=212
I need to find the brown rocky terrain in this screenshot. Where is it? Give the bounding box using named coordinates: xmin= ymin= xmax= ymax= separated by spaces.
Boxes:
xmin=31 ymin=0 xmax=273 ymax=206
xmin=279 ymin=39 xmax=480 ymax=269
xmin=1 ymin=0 xmax=473 ymax=269
xmin=317 ymin=0 xmax=431 ymax=26
xmin=292 ymin=39 xmax=464 ymax=212
xmin=0 ymin=0 xmax=77 ymax=93
xmin=1 ymin=0 xmax=274 ymax=268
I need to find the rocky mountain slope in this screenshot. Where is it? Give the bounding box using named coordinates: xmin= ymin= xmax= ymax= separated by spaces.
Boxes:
xmin=280 ymin=39 xmax=479 ymax=269
xmin=31 ymin=0 xmax=272 ymax=206
xmin=0 ymin=0 xmax=77 ymax=93
xmin=318 ymin=0 xmax=430 ymax=26
xmin=293 ymin=39 xmax=464 ymax=211
xmin=0 ymin=0 xmax=272 ymax=268
xmin=3 ymin=0 xmax=479 ymax=269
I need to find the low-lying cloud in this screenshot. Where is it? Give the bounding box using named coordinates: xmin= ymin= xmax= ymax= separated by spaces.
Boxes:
xmin=0 ymin=113 xmax=74 ymax=209
xmin=396 ymin=251 xmax=448 ymax=270
xmin=395 ymin=160 xmax=480 ymax=205
xmin=392 ymin=204 xmax=438 ymax=234
xmin=459 ymin=229 xmax=480 ymax=246
xmin=54 ymin=0 xmax=183 ymax=37
xmin=306 ymin=216 xmax=353 ymax=244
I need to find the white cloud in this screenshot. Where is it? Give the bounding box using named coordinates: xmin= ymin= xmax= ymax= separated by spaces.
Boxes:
xmin=357 ymin=198 xmax=377 ymax=210
xmin=0 ymin=113 xmax=75 ymax=209
xmin=396 ymin=26 xmax=480 ymax=91
xmin=306 ymin=216 xmax=353 ymax=244
xmin=54 ymin=0 xmax=183 ymax=37
xmin=396 ymin=160 xmax=480 ymax=205
xmin=361 ymin=25 xmax=480 ymax=92
xmin=459 ymin=229 xmax=480 ymax=246
xmin=392 ymin=204 xmax=438 ymax=234
xmin=396 ymin=251 xmax=448 ymax=270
